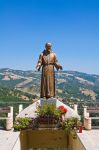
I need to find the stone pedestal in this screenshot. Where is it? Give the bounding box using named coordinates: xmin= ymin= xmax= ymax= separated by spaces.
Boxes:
xmin=40 ymin=98 xmax=57 ymax=106
xmin=17 ymin=98 xmax=80 ymax=119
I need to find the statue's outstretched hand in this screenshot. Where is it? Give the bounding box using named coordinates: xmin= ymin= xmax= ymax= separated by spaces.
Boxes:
xmin=55 ymin=64 xmax=63 ymax=70
xmin=36 ymin=64 xmax=41 ymax=71
xmin=57 ymin=65 xmax=63 ymax=70
xmin=59 ymin=65 xmax=63 ymax=70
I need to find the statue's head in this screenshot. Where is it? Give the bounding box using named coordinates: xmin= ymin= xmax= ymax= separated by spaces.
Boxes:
xmin=45 ymin=42 xmax=52 ymax=52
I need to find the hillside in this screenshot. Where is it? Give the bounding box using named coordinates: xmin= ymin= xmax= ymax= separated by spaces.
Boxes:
xmin=0 ymin=68 xmax=99 ymax=102
xmin=0 ymin=86 xmax=37 ymax=102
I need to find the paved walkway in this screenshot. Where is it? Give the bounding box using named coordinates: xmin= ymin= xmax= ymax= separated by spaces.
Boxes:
xmin=77 ymin=130 xmax=99 ymax=150
xmin=0 ymin=130 xmax=20 ymax=150
xmin=0 ymin=129 xmax=99 ymax=150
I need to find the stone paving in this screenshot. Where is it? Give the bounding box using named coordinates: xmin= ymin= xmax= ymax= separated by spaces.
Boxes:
xmin=77 ymin=129 xmax=99 ymax=150
xmin=0 ymin=130 xmax=20 ymax=150
xmin=0 ymin=129 xmax=99 ymax=150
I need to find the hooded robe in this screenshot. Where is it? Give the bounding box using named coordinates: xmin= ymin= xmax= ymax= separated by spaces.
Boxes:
xmin=37 ymin=50 xmax=59 ymax=98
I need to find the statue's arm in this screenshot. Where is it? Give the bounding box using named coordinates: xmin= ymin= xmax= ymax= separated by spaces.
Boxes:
xmin=54 ymin=54 xmax=63 ymax=70
xmin=36 ymin=54 xmax=42 ymax=71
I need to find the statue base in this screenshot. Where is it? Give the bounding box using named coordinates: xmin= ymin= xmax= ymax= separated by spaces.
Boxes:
xmin=17 ymin=98 xmax=80 ymax=119
xmin=40 ymin=98 xmax=57 ymax=106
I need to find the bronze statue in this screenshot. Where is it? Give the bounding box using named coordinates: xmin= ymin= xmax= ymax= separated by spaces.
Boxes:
xmin=36 ymin=42 xmax=62 ymax=99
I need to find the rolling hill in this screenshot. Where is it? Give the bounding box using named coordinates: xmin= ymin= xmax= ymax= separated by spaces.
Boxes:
xmin=0 ymin=68 xmax=99 ymax=102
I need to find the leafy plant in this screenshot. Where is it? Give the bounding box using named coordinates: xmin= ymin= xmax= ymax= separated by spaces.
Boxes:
xmin=37 ymin=104 xmax=61 ymax=118
xmin=63 ymin=117 xmax=80 ymax=139
xmin=14 ymin=117 xmax=32 ymax=131
xmin=64 ymin=117 xmax=80 ymax=131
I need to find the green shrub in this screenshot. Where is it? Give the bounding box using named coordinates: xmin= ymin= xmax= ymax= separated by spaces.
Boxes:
xmin=14 ymin=117 xmax=32 ymax=131
xmin=37 ymin=104 xmax=61 ymax=118
xmin=64 ymin=117 xmax=80 ymax=131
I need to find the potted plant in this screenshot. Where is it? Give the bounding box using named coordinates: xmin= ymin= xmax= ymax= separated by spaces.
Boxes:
xmin=36 ymin=104 xmax=68 ymax=128
xmin=36 ymin=104 xmax=61 ymax=127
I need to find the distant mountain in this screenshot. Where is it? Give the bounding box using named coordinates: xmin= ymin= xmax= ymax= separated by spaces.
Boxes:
xmin=0 ymin=68 xmax=99 ymax=101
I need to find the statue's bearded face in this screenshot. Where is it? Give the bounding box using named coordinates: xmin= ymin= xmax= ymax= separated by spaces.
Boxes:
xmin=45 ymin=44 xmax=52 ymax=53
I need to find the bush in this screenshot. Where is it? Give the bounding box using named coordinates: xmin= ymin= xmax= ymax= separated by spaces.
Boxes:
xmin=37 ymin=104 xmax=61 ymax=118
xmin=14 ymin=117 xmax=32 ymax=131
xmin=64 ymin=117 xmax=80 ymax=131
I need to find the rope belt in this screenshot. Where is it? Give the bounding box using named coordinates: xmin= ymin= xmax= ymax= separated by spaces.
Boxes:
xmin=43 ymin=63 xmax=54 ymax=66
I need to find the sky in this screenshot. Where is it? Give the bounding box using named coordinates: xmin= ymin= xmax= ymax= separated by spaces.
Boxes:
xmin=0 ymin=0 xmax=99 ymax=74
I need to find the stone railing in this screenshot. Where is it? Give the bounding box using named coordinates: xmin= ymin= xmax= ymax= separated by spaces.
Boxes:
xmin=0 ymin=106 xmax=13 ymax=130
xmin=0 ymin=104 xmax=23 ymax=130
xmin=83 ymin=106 xmax=99 ymax=130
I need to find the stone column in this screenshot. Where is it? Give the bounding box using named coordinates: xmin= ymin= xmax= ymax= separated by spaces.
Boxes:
xmin=19 ymin=104 xmax=23 ymax=113
xmin=83 ymin=106 xmax=91 ymax=130
xmin=84 ymin=117 xmax=91 ymax=130
xmin=6 ymin=106 xmax=13 ymax=130
xmin=74 ymin=104 xmax=78 ymax=114
xmin=84 ymin=106 xmax=88 ymax=117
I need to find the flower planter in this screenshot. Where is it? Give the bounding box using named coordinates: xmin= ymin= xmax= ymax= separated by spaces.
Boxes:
xmin=39 ymin=124 xmax=57 ymax=128
xmin=38 ymin=116 xmax=59 ymax=128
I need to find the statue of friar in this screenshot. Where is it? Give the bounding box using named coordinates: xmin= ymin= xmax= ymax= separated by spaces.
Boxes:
xmin=36 ymin=42 xmax=63 ymax=99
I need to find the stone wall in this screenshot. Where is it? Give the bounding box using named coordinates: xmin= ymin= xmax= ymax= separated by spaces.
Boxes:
xmin=19 ymin=129 xmax=85 ymax=150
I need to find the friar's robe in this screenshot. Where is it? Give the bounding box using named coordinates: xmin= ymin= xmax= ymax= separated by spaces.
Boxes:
xmin=37 ymin=50 xmax=59 ymax=98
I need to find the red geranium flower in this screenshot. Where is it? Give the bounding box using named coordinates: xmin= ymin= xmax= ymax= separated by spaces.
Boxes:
xmin=58 ymin=105 xmax=68 ymax=114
